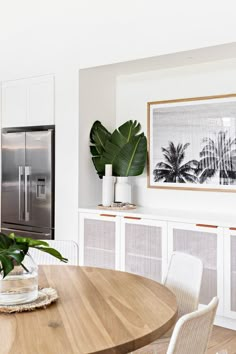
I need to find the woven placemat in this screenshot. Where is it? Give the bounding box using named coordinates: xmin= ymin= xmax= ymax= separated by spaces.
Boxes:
xmin=0 ymin=288 xmax=58 ymax=313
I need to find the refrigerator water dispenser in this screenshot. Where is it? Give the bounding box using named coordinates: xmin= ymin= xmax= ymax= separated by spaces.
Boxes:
xmin=36 ymin=178 xmax=46 ymax=199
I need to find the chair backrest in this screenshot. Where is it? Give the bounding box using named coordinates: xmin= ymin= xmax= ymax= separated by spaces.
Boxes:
xmin=167 ymin=297 xmax=218 ymax=354
xmin=29 ymin=240 xmax=79 ymax=265
xmin=164 ymin=252 xmax=203 ymax=318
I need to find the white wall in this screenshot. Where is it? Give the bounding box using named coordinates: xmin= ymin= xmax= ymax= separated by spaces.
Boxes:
xmin=0 ymin=1 xmax=236 ymax=239
xmin=116 ymin=58 xmax=236 ymax=212
xmin=79 ymin=68 xmax=116 ymax=207
xmin=54 ymin=69 xmax=78 ymax=241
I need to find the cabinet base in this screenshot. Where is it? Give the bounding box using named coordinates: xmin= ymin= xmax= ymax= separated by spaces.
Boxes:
xmin=215 ymin=315 xmax=236 ymax=330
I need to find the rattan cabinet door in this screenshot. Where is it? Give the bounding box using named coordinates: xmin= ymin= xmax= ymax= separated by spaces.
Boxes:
xmin=168 ymin=222 xmax=224 ymax=315
xmin=224 ymin=227 xmax=236 ymax=319
xmin=121 ymin=217 xmax=168 ymax=282
xmin=79 ymin=213 xmax=120 ymax=270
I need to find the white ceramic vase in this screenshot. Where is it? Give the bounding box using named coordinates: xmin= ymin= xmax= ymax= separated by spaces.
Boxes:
xmin=115 ymin=177 xmax=131 ymax=203
xmin=102 ymin=176 xmax=115 ymax=206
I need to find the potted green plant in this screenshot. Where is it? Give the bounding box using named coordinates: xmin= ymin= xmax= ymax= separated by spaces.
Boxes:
xmin=90 ymin=120 xmax=147 ymax=203
xmin=0 ymin=233 xmax=68 ymax=305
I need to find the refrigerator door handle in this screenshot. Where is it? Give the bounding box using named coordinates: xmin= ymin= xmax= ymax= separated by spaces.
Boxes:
xmin=24 ymin=166 xmax=31 ymax=221
xmin=18 ymin=166 xmax=24 ymax=221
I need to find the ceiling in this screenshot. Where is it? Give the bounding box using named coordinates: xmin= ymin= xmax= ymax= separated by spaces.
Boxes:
xmin=0 ymin=0 xmax=236 ymax=78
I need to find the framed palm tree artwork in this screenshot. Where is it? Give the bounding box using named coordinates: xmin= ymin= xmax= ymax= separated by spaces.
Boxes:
xmin=147 ymin=94 xmax=236 ymax=192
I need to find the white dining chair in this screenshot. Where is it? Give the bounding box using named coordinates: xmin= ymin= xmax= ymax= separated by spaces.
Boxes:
xmin=164 ymin=252 xmax=203 ymax=319
xmin=153 ymin=252 xmax=203 ymax=343
xmin=132 ymin=297 xmax=218 ymax=354
xmin=29 ymin=240 xmax=79 ymax=265
xmin=166 ymin=296 xmax=218 ymax=354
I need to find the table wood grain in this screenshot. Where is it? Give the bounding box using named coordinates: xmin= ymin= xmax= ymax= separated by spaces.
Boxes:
xmin=0 ymin=266 xmax=177 ymax=354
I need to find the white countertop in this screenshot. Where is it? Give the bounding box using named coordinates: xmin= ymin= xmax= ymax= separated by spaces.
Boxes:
xmin=79 ymin=205 xmax=236 ymax=228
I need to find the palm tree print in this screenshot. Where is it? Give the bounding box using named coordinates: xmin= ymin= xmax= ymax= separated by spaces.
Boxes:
xmin=153 ymin=142 xmax=199 ymax=183
xmin=198 ymin=131 xmax=236 ymax=185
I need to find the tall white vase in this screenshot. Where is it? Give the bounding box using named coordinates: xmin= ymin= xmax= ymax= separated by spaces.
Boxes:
xmin=102 ymin=176 xmax=114 ymax=206
xmin=115 ymin=177 xmax=131 ymax=203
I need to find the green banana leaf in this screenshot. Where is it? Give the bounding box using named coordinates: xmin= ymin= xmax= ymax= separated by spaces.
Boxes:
xmin=90 ymin=121 xmax=111 ymax=178
xmin=0 ymin=233 xmax=29 ymax=278
xmin=113 ymin=134 xmax=147 ymax=176
xmin=102 ymin=120 xmax=147 ymax=176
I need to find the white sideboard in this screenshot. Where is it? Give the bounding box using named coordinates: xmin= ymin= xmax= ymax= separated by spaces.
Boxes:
xmin=78 ymin=206 xmax=236 ymax=330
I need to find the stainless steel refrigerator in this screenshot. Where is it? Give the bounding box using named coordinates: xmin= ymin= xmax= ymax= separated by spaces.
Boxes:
xmin=1 ymin=126 xmax=55 ymax=239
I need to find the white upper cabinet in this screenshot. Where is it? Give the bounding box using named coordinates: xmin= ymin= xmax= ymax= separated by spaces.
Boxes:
xmin=1 ymin=80 xmax=28 ymax=127
xmin=1 ymin=75 xmax=54 ymax=127
xmin=28 ymin=76 xmax=54 ymax=126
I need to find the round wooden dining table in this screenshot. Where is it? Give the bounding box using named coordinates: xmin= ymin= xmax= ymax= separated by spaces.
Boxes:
xmin=1 ymin=266 xmax=177 ymax=354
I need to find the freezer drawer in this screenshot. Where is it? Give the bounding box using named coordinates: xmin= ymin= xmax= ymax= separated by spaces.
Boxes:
xmin=1 ymin=223 xmax=53 ymax=240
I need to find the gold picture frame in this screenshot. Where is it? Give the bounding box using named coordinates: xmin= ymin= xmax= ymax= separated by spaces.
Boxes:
xmin=147 ymin=94 xmax=236 ymax=192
